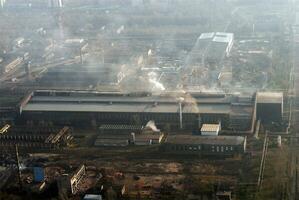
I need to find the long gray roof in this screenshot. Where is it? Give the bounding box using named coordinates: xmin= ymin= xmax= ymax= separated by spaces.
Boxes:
xmin=21 ymin=91 xmax=252 ymax=115
xmin=22 ymin=101 xmax=231 ymax=114
xmin=165 ymin=135 xmax=245 ymax=145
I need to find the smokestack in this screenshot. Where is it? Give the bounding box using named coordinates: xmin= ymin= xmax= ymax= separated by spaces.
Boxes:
xmin=178 ymin=97 xmax=184 ymax=129
xmin=25 ymin=61 xmax=31 ymax=80
xmin=15 ymin=145 xmax=22 ymax=189
xmin=58 ymin=0 xmax=63 ymax=7
xmin=48 ymin=0 xmax=63 ymax=8
xmin=277 ymin=135 xmax=282 ymax=148
xmin=179 ymin=102 xmax=183 ymax=129
xmin=131 ymin=132 xmax=136 ymax=144
xmin=0 ymin=0 xmax=6 ymax=8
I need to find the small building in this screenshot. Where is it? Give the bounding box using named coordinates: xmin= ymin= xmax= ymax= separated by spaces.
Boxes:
xmin=200 ymin=123 xmax=221 ymax=136
xmin=256 ymin=92 xmax=283 ymax=123
xmin=161 ymin=135 xmax=246 ymax=156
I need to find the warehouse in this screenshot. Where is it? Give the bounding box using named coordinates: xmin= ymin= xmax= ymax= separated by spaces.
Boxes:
xmin=161 ymin=135 xmax=247 ymax=156
xmin=95 ymin=123 xmax=164 ymax=146
xmin=18 ymin=90 xmax=254 ymax=131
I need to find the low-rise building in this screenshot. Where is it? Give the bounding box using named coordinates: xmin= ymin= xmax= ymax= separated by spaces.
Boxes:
xmin=161 ymin=135 xmax=246 ymax=156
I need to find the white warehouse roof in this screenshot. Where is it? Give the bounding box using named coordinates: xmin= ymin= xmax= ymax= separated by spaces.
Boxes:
xmin=199 ymin=32 xmax=215 ymax=39
xmin=199 ymin=32 xmax=234 ymax=44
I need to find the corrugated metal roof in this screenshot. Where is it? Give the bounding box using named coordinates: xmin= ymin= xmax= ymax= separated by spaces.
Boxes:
xmin=99 ymin=124 xmax=143 ymax=130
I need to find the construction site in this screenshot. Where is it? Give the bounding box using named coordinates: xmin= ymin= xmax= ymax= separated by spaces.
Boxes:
xmin=0 ymin=0 xmax=297 ymax=199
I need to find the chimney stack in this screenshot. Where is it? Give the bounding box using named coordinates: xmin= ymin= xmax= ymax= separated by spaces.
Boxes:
xmin=25 ymin=61 xmax=31 ymax=80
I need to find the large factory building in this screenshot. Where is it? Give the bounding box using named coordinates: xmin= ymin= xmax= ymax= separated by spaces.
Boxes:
xmin=17 ymin=90 xmax=256 ymax=132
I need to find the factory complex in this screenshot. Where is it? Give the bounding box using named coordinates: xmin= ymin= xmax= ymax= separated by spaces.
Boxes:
xmin=0 ymin=0 xmax=294 ymax=199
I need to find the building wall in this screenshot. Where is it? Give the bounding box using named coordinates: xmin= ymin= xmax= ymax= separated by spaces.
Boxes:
xmin=256 ymin=103 xmax=282 ymax=123
xmin=19 ymin=109 xmax=235 ymax=131
xmin=229 ymin=116 xmax=252 ymax=131
xmin=19 ymin=111 xmax=199 ymax=130
xmin=200 ymin=113 xmax=229 ymax=129
xmin=201 ymin=131 xmax=218 ymax=136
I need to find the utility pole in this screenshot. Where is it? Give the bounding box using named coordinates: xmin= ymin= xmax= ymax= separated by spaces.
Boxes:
xmin=15 ymin=144 xmax=22 ymax=190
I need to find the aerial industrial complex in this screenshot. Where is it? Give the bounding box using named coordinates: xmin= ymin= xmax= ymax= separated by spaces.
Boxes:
xmin=0 ymin=0 xmax=297 ymax=199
